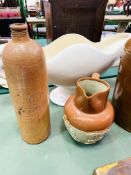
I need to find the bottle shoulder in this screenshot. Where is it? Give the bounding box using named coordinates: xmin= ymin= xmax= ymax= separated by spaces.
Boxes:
xmin=2 ymin=39 xmax=44 ymax=65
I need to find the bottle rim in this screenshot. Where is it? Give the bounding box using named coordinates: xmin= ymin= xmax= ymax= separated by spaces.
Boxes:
xmin=10 ymin=23 xmax=27 ymax=31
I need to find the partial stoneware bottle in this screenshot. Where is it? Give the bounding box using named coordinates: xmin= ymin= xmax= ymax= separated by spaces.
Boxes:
xmin=2 ymin=23 xmax=50 ymax=144
xmin=112 ymin=39 xmax=131 ymax=132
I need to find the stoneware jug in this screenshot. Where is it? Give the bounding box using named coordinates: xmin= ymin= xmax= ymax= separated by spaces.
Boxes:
xmin=2 ymin=23 xmax=50 ymax=144
xmin=113 ymin=39 xmax=131 ymax=132
xmin=64 ymin=73 xmax=114 ymax=144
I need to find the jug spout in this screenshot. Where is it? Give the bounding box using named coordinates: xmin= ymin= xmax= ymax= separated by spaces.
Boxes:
xmin=75 ymin=74 xmax=110 ymax=113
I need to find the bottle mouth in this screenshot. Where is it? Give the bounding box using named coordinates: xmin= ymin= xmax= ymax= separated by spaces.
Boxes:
xmin=10 ymin=23 xmax=27 ymax=31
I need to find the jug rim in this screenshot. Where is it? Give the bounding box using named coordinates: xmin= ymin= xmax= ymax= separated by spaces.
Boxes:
xmin=77 ymin=76 xmax=110 ymax=99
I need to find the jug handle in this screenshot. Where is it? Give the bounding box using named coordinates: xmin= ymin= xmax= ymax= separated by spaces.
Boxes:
xmin=92 ymin=73 xmax=100 ymax=79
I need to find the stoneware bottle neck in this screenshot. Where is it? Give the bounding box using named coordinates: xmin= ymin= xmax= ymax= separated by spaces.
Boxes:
xmin=74 ymin=74 xmax=110 ymax=114
xmin=10 ymin=23 xmax=30 ymax=42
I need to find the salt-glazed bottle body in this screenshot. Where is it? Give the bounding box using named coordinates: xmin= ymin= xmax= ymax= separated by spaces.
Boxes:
xmin=64 ymin=73 xmax=114 ymax=144
xmin=113 ymin=39 xmax=131 ymax=132
xmin=2 ymin=23 xmax=50 ymax=144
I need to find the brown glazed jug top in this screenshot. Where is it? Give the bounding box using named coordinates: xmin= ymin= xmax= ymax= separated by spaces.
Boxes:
xmin=64 ymin=73 xmax=114 ymax=132
xmin=75 ymin=73 xmax=110 ymax=114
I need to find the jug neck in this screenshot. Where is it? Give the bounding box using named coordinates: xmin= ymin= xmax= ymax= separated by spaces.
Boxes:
xmin=10 ymin=23 xmax=30 ymax=42
xmin=74 ymin=77 xmax=110 ymax=114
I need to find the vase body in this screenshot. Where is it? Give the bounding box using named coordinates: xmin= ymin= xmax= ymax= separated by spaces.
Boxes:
xmin=2 ymin=23 xmax=50 ymax=144
xmin=112 ymin=39 xmax=131 ymax=132
xmin=64 ymin=73 xmax=114 ymax=144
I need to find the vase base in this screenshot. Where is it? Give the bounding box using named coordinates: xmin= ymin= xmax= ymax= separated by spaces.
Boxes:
xmin=50 ymin=86 xmax=75 ymax=106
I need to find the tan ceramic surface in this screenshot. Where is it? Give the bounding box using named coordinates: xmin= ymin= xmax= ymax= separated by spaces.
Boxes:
xmin=2 ymin=23 xmax=50 ymax=144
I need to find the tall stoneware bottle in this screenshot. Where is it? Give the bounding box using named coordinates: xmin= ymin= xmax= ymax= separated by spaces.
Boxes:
xmin=112 ymin=39 xmax=131 ymax=132
xmin=2 ymin=23 xmax=50 ymax=144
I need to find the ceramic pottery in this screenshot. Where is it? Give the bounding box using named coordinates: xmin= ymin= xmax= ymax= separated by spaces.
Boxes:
xmin=43 ymin=33 xmax=131 ymax=106
xmin=93 ymin=157 xmax=131 ymax=175
xmin=64 ymin=73 xmax=114 ymax=144
xmin=112 ymin=39 xmax=131 ymax=132
xmin=2 ymin=23 xmax=50 ymax=144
